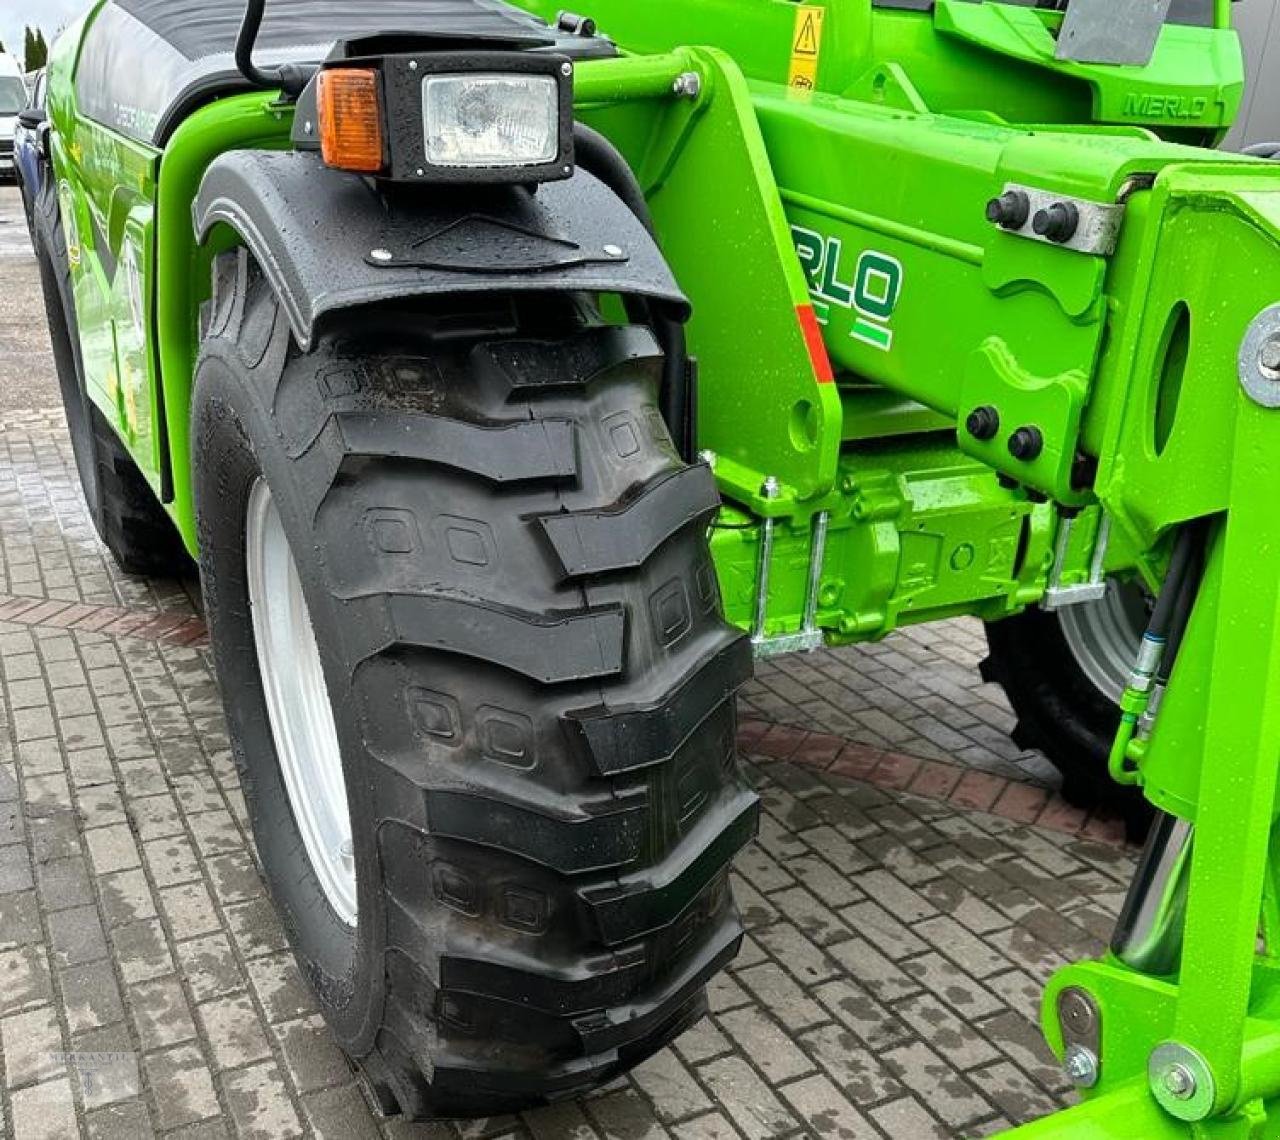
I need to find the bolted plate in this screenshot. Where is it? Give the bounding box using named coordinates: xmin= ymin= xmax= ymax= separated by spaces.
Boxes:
xmin=1239 ymin=304 xmax=1280 ymax=408
xmin=1148 ymin=1042 xmax=1215 ymax=1122
xmin=1055 ymin=0 xmax=1174 ymax=66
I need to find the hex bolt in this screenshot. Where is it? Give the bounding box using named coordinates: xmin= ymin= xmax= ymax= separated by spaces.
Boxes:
xmin=966 ymin=405 xmax=1001 ymax=441
xmin=1162 ymin=1063 xmax=1197 ymax=1100
xmin=1008 ymin=426 xmax=1044 ymax=461
xmin=985 ymin=190 xmax=1031 ymax=230
xmin=761 ymin=475 xmax=781 ymax=500
xmin=673 ymin=71 xmax=703 ymax=99
xmin=561 ymin=61 xmax=574 ymax=77
xmin=1063 ymin=1045 xmax=1099 ymax=1089
xmin=603 ymin=244 xmax=625 ymax=259
xmin=1260 ymin=334 xmax=1280 ymax=378
xmin=369 ymin=249 xmax=394 ymax=264
xmin=1033 ymin=201 xmax=1081 ymax=244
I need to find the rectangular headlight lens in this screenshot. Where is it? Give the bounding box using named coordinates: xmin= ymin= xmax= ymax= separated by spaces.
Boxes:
xmin=423 ymin=74 xmax=559 ymax=168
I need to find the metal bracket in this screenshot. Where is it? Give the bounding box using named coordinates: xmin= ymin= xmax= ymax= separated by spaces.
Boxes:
xmin=1043 ymin=513 xmax=1111 ymax=611
xmin=1058 ymin=987 xmax=1102 ymax=1089
xmin=752 ymin=506 xmax=830 ymax=659
xmin=992 ymin=183 xmax=1126 ymax=257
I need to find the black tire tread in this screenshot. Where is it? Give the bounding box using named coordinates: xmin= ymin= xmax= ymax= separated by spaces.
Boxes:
xmin=982 ymin=610 xmax=1152 ymax=838
xmin=200 ymin=250 xmax=757 ymax=1120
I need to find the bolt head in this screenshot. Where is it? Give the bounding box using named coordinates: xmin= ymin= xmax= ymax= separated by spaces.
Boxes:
xmin=673 ymin=71 xmax=702 ymax=99
xmin=1163 ymin=1063 xmax=1196 ymax=1100
xmin=603 ymin=244 xmax=624 ymax=258
xmin=1260 ymin=335 xmax=1280 ymax=378
xmin=1008 ymin=425 xmax=1045 ymax=462
xmin=561 ymin=61 xmax=574 ymax=77
xmin=965 ymin=405 xmax=1000 ymax=442
xmin=761 ymin=476 xmax=781 ymax=499
xmin=986 ymin=190 xmax=1030 ymax=230
xmin=1063 ymin=1045 xmax=1099 ymax=1089
xmin=409 ymin=59 xmax=419 ymax=71
xmin=370 ymin=249 xmax=393 ymax=263
xmin=1033 ymin=201 xmax=1080 ymax=244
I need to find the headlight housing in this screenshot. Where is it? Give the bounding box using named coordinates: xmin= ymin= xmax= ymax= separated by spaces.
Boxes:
xmin=303 ymin=47 xmax=574 ymax=185
xmin=423 ymin=74 xmax=560 ymax=168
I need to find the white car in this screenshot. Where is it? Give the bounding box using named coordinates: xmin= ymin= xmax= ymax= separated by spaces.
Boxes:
xmin=0 ymin=54 xmax=26 ymax=179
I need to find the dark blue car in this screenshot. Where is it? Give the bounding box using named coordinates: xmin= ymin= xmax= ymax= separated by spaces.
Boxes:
xmin=13 ymin=70 xmax=46 ymax=223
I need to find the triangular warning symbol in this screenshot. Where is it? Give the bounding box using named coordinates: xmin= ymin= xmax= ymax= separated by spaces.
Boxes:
xmin=795 ymin=13 xmax=819 ymax=55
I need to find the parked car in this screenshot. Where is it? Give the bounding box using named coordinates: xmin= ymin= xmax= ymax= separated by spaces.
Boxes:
xmin=13 ymin=69 xmax=46 ymax=220
xmin=0 ymin=54 xmax=27 ymax=181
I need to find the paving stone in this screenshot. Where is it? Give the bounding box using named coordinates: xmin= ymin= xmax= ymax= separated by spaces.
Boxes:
xmin=734 ymin=962 xmax=826 ymax=1032
xmin=1 ymin=1005 xmax=66 ymax=1089
xmin=699 ymin=1056 xmax=797 ymax=1140
xmin=84 ymin=824 xmax=140 ymax=876
xmin=778 ymin=1073 xmax=878 ymax=1139
xmin=584 ymin=1087 xmax=666 ymax=1139
xmin=157 ymin=881 xmax=221 ymax=940
xmin=196 ymin=993 xmax=272 ymax=1072
xmin=59 ymin=959 xmax=125 ymax=1034
xmin=0 ymin=889 xmax=43 ymax=950
xmin=301 ymin=1083 xmax=384 ymax=1140
xmin=798 ymin=1023 xmax=906 ymax=1105
xmin=33 ymin=855 xmax=93 ymax=912
xmin=882 ymin=1041 xmax=993 ymax=1130
xmin=0 ymin=844 xmax=34 ymax=895
xmin=110 ymin=919 xmax=174 ymax=985
xmin=222 ymin=1059 xmax=304 ymax=1140
xmin=0 ymin=945 xmax=53 ymax=1015
xmin=716 ymin=1007 xmax=815 ymax=1085
xmin=84 ymin=1100 xmax=154 ymax=1140
xmin=128 ymin=976 xmax=196 ymax=1052
xmin=98 ymin=868 xmax=158 ymax=929
xmin=70 ymin=1022 xmax=143 ymax=1110
xmin=143 ymin=1043 xmax=221 ymax=1130
xmin=223 ymin=897 xmax=288 ymax=959
xmin=9 ymin=1077 xmax=80 ymax=1140
xmin=271 ymin=1015 xmax=350 ymax=1094
xmin=47 ymin=903 xmax=109 ymax=968
xmin=245 ymin=953 xmax=316 ymax=1023
xmin=175 ymin=933 xmax=245 ymax=1003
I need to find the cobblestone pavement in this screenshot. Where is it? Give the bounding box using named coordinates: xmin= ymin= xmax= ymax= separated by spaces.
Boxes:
xmin=0 ymin=185 xmax=1139 ymax=1138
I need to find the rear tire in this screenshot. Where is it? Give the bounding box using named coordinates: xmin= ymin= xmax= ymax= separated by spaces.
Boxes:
xmin=34 ymin=202 xmax=188 ymax=577
xmin=982 ymin=582 xmax=1153 ymax=837
xmin=194 ymin=250 xmax=757 ymax=1118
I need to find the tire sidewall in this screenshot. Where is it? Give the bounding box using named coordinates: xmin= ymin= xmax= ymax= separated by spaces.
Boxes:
xmin=193 ymin=347 xmax=384 ymax=1054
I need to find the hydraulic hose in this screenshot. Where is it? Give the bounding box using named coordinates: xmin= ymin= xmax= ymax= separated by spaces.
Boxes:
xmin=1108 ymin=525 xmax=1204 ymax=783
xmin=573 ymin=124 xmax=693 ymax=460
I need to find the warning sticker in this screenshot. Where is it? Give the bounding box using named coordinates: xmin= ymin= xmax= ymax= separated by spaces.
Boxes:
xmin=787 ymin=5 xmax=825 ymax=92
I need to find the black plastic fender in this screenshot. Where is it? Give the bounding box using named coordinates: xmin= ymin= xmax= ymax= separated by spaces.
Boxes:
xmin=193 ymin=149 xmax=689 ymax=351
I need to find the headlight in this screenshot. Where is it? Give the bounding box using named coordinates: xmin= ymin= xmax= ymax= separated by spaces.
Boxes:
xmin=424 ymin=74 xmax=559 ymax=168
xmin=300 ymin=48 xmax=575 ymax=185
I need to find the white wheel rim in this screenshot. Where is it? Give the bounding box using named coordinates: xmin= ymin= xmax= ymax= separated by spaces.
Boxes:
xmin=1058 ymin=578 xmax=1151 ymax=705
xmin=245 ymin=479 xmax=357 ymax=926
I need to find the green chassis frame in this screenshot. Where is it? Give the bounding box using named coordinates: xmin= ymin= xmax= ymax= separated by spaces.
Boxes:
xmin=43 ymin=0 xmax=1280 ymax=1133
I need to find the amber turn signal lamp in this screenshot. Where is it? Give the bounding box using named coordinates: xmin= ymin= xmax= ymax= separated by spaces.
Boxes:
xmin=318 ymin=68 xmax=385 ymax=174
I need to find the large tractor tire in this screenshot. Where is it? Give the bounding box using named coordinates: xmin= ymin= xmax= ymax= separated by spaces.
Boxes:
xmin=193 ymin=249 xmax=757 ymax=1118
xmin=34 ymin=201 xmax=189 ymax=577
xmin=982 ymin=580 xmax=1153 ymax=836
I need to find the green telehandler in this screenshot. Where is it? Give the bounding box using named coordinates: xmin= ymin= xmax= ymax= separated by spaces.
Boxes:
xmin=24 ymin=0 xmax=1280 ymax=1132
